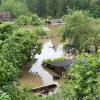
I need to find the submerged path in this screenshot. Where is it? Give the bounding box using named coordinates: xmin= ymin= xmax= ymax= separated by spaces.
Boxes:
xmin=30 ymin=41 xmax=64 ymax=86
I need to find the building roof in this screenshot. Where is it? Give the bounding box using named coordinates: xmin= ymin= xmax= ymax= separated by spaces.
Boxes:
xmin=51 ymin=19 xmax=63 ymax=23
xmin=48 ymin=60 xmax=74 ymax=70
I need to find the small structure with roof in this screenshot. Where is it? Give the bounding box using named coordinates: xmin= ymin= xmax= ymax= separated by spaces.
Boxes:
xmin=46 ymin=60 xmax=74 ymax=76
xmin=45 ymin=18 xmax=63 ymax=25
xmin=51 ymin=19 xmax=63 ymax=25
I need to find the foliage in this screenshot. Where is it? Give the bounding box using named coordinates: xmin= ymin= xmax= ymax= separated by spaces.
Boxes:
xmin=35 ymin=28 xmax=47 ymax=36
xmin=25 ymin=0 xmax=67 ymax=17
xmin=43 ymin=57 xmax=65 ymax=65
xmin=0 ymin=0 xmax=100 ymax=18
xmin=0 ymin=0 xmax=28 ymax=18
xmin=0 ymin=58 xmax=19 ymax=86
xmin=47 ymin=0 xmax=59 ymax=17
xmin=0 ymin=22 xmax=41 ymax=99
xmin=48 ymin=16 xmax=53 ymax=20
xmin=0 ymin=23 xmax=14 ymax=41
xmin=66 ymin=0 xmax=100 ymax=18
xmin=33 ymin=0 xmax=47 ymax=17
xmin=1 ymin=28 xmax=41 ymax=65
xmin=15 ymin=14 xmax=44 ymax=26
xmin=61 ymin=11 xmax=100 ymax=52
xmin=90 ymin=0 xmax=100 ymax=18
xmin=1 ymin=85 xmax=33 ymax=100
xmin=63 ymin=53 xmax=100 ymax=99
xmin=63 ymin=44 xmax=78 ymax=55
xmin=0 ymin=90 xmax=11 ymax=100
xmin=31 ymin=14 xmax=43 ymax=26
xmin=15 ymin=15 xmax=31 ymax=26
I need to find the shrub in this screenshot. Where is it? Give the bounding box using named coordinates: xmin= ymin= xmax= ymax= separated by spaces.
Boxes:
xmin=61 ymin=11 xmax=99 ymax=52
xmin=0 ymin=59 xmax=19 ymax=86
xmin=0 ymin=22 xmax=15 ymax=41
xmin=35 ymin=28 xmax=47 ymax=36
xmin=63 ymin=53 xmax=100 ymax=99
xmin=16 ymin=15 xmax=31 ymax=26
xmin=31 ymin=14 xmax=42 ymax=26
xmin=0 ymin=90 xmax=11 ymax=100
xmin=48 ymin=16 xmax=53 ymax=20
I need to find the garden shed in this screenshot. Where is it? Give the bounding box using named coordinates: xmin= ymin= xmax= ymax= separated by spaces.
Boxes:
xmin=45 ymin=19 xmax=63 ymax=25
xmin=51 ymin=19 xmax=63 ymax=25
xmin=47 ymin=60 xmax=74 ymax=76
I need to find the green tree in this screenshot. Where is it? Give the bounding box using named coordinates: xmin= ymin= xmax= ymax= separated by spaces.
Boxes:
xmin=15 ymin=15 xmax=31 ymax=26
xmin=0 ymin=22 xmax=41 ymax=100
xmin=47 ymin=0 xmax=59 ymax=17
xmin=61 ymin=11 xmax=99 ymax=52
xmin=33 ymin=0 xmax=47 ymax=17
xmin=0 ymin=22 xmax=41 ymax=83
xmin=26 ymin=0 xmax=35 ymax=13
xmin=0 ymin=0 xmax=28 ymax=18
xmin=31 ymin=14 xmax=42 ymax=26
xmin=66 ymin=0 xmax=100 ymax=18
xmin=90 ymin=0 xmax=100 ymax=18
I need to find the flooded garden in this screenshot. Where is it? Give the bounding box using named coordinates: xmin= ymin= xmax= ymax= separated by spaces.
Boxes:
xmin=0 ymin=1 xmax=100 ymax=99
xmin=19 ymin=25 xmax=66 ymax=95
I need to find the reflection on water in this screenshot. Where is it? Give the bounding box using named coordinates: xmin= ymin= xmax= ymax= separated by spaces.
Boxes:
xmin=30 ymin=41 xmax=64 ymax=86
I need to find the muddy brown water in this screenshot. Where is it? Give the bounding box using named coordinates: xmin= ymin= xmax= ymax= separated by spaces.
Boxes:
xmin=19 ymin=64 xmax=42 ymax=88
xmin=19 ymin=25 xmax=65 ymax=89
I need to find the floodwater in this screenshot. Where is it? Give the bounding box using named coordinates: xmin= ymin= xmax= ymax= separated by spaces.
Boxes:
xmin=19 ymin=25 xmax=74 ymax=89
xmin=30 ymin=41 xmax=64 ymax=86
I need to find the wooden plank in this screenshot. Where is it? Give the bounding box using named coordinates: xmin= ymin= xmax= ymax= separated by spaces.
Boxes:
xmin=31 ymin=84 xmax=57 ymax=93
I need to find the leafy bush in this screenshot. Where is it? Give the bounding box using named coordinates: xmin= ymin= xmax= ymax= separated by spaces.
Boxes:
xmin=36 ymin=28 xmax=47 ymax=36
xmin=0 ymin=22 xmax=42 ymax=100
xmin=31 ymin=14 xmax=42 ymax=26
xmin=0 ymin=58 xmax=19 ymax=86
xmin=0 ymin=22 xmax=41 ymax=83
xmin=0 ymin=22 xmax=14 ymax=40
xmin=61 ymin=11 xmax=100 ymax=52
xmin=1 ymin=29 xmax=41 ymax=65
xmin=43 ymin=57 xmax=65 ymax=65
xmin=63 ymin=53 xmax=100 ymax=99
xmin=0 ymin=90 xmax=11 ymax=100
xmin=16 ymin=15 xmax=31 ymax=26
xmin=48 ymin=16 xmax=53 ymax=20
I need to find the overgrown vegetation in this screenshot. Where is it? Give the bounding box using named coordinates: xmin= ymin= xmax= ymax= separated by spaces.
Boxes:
xmin=63 ymin=54 xmax=100 ymax=99
xmin=0 ymin=0 xmax=100 ymax=100
xmin=15 ymin=15 xmax=31 ymax=26
xmin=0 ymin=22 xmax=41 ymax=99
xmin=0 ymin=0 xmax=100 ymax=18
xmin=43 ymin=57 xmax=65 ymax=65
xmin=61 ymin=11 xmax=100 ymax=53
